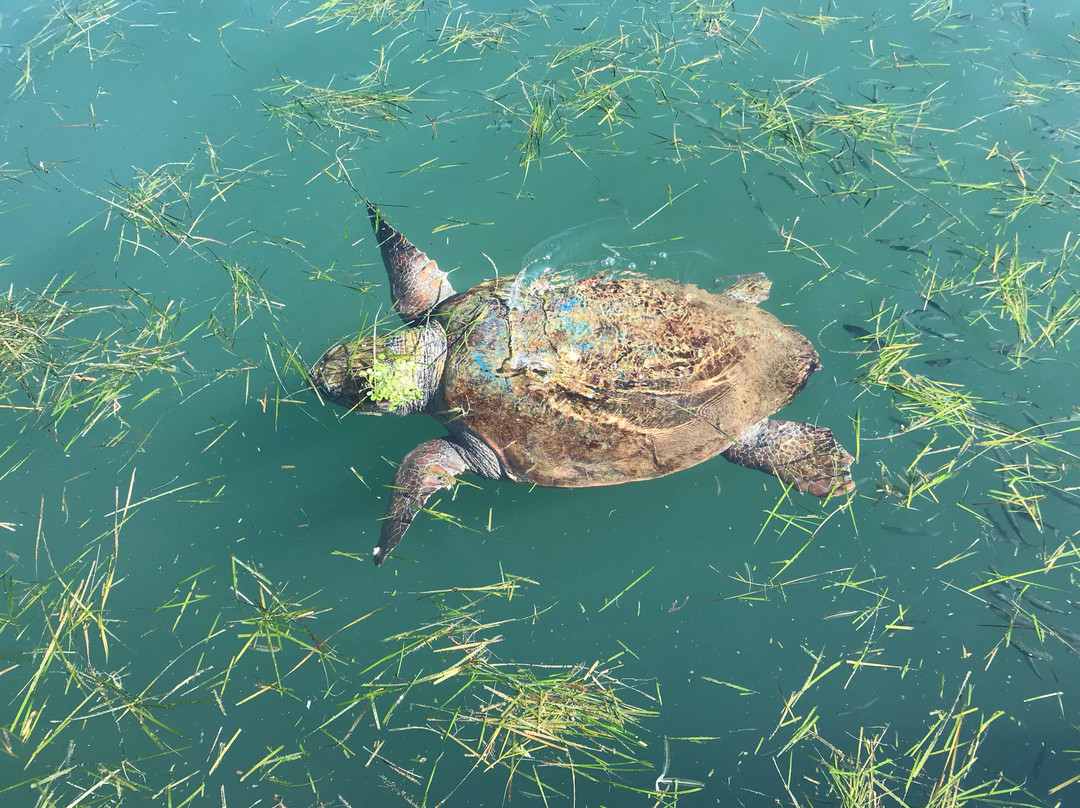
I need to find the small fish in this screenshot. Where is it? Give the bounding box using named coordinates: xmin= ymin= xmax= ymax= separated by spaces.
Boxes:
xmin=888 ymin=244 xmax=930 ymax=257
xmin=908 ymin=321 xmax=962 ymax=342
xmin=766 ymin=172 xmax=799 ymax=194
xmin=843 ymin=323 xmax=871 ymax=337
xmin=1032 ymin=743 xmax=1047 ymax=780
xmin=1022 ymin=594 xmax=1070 ymax=616
xmin=1015 ymin=651 xmax=1045 ymax=680
xmin=918 ymin=294 xmax=950 ymax=317
xmin=739 ymin=178 xmax=781 ymax=236
xmin=1019 ymin=409 xmax=1045 ymax=431
xmin=993 ymin=529 xmax=1035 ymax=553
xmin=0 ymin=649 xmax=34 ymax=665
xmin=1047 ymin=622 xmax=1080 ymax=645
xmin=1004 ymin=392 xmax=1036 ymax=404
xmin=988 ymin=588 xmax=1020 ymax=609
xmin=1010 ymin=638 xmax=1052 ymax=661
xmin=883 ymin=524 xmax=939 ymax=537
xmin=1029 ymin=113 xmax=1069 ymax=141
xmin=985 ymin=601 xmax=1020 ymax=624
xmin=838 ymin=696 xmax=880 ymax=716
xmin=843 ymin=324 xmax=875 ymax=342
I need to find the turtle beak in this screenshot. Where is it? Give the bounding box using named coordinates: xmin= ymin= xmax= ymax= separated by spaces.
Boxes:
xmin=310 ymin=342 xmax=370 ymax=410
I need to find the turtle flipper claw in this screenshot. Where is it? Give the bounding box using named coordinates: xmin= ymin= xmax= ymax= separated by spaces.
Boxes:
xmin=722 ymin=418 xmax=855 ymax=497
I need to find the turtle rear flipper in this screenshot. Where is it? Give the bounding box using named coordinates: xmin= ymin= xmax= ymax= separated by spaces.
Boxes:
xmin=723 ymin=419 xmax=854 ymax=497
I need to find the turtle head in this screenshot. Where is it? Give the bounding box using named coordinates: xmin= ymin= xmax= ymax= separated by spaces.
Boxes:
xmin=310 ymin=325 xmax=445 ymax=415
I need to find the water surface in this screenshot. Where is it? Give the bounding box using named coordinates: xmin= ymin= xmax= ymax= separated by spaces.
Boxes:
xmin=2 ymin=2 xmax=1079 ymax=806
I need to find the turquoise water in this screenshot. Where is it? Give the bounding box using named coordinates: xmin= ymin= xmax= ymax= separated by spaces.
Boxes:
xmin=2 ymin=1 xmax=1080 ymax=805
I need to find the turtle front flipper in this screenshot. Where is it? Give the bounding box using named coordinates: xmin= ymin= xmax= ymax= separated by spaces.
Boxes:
xmin=723 ymin=419 xmax=855 ymax=497
xmin=368 ymin=201 xmax=456 ymax=321
xmin=375 ymin=437 xmax=471 ymax=566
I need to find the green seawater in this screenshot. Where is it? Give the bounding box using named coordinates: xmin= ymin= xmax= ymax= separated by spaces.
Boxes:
xmin=2 ymin=1 xmax=1079 ymax=805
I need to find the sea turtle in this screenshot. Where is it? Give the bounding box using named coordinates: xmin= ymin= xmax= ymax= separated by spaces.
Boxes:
xmin=310 ymin=203 xmax=855 ymax=566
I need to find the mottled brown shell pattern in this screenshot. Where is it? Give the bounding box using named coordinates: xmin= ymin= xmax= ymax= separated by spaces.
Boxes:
xmin=435 ymin=272 xmax=820 ymax=487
